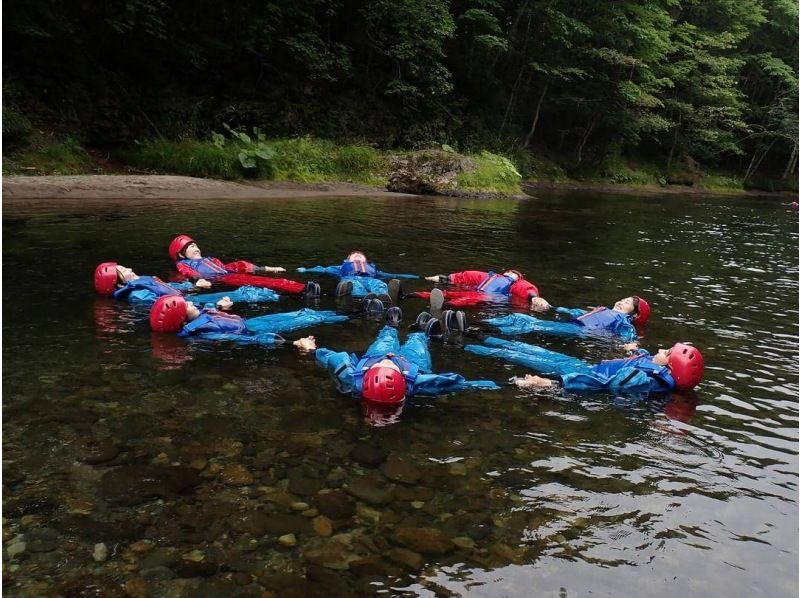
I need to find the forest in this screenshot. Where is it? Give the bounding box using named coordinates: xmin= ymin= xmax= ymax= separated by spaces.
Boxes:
xmin=4 ymin=0 xmax=798 ymax=190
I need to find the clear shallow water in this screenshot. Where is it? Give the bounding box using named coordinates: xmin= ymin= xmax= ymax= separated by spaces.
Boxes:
xmin=3 ymin=192 xmax=797 ymax=597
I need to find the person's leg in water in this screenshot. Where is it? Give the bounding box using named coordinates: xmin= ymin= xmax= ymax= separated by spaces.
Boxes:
xmin=387 ymin=279 xmax=403 ymax=303
xmin=363 ymin=325 xmax=402 ymax=356
xmin=397 ymin=332 xmax=433 ymax=373
xmin=430 ymin=288 xmax=445 ymax=314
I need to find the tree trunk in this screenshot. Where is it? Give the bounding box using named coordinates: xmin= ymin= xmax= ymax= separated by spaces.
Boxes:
xmin=782 ymin=142 xmax=798 ymax=179
xmin=576 ymin=114 xmax=597 ymax=164
xmin=498 ymin=67 xmax=525 ymax=139
xmin=523 ymin=82 xmax=549 ymax=148
xmin=667 ymin=113 xmax=681 ymax=171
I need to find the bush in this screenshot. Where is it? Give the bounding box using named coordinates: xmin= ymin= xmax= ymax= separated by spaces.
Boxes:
xmin=457 ymin=151 xmax=522 ymax=194
xmin=5 ymin=137 xmax=92 ymax=175
xmin=3 ymin=108 xmax=34 ymax=150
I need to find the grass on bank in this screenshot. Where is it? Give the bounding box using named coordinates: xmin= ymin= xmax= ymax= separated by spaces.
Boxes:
xmin=119 ymin=136 xmax=389 ymax=186
xmin=3 ymin=136 xmax=93 ymax=176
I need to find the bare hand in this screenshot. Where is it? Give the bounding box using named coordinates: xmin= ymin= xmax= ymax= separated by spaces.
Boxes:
xmin=293 ymin=336 xmax=317 ymax=352
xmin=530 ymin=297 xmax=551 ymax=312
xmin=623 ymin=342 xmax=639 ymax=352
xmin=216 ymin=297 xmax=234 ymax=310
xmin=425 ymin=275 xmax=441 ymax=282
xmin=195 ymin=279 xmax=212 ymax=289
xmin=263 ymin=266 xmax=286 ymax=273
xmin=514 ymin=374 xmax=553 ymax=389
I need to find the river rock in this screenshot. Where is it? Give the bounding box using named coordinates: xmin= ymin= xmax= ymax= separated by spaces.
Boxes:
xmin=349 ymin=441 xmax=388 ymax=467
xmin=100 ymin=465 xmax=199 ymax=505
xmin=140 ymin=566 xmax=176 ymax=582
xmin=93 ymin=542 xmax=108 ymax=562
xmin=313 ymin=516 xmax=333 ymax=537
xmin=77 ymin=438 xmax=121 ymax=465
xmin=123 ymin=576 xmax=149 ymax=598
xmin=387 ymin=150 xmax=474 ymax=196
xmin=138 ymin=547 xmax=180 ymax=570
xmin=278 ymin=533 xmax=297 ymax=547
xmin=314 ymin=490 xmax=356 ymax=520
xmin=288 ymin=470 xmax=325 ymax=496
xmin=345 ymin=478 xmax=393 ymax=505
xmin=172 ymin=559 xmax=218 ymax=578
xmin=385 ymin=547 xmax=424 ymax=570
xmin=220 ymin=464 xmax=254 ymax=486
xmin=302 ymin=540 xmax=361 ymax=570
xmin=25 ymin=527 xmax=59 ymax=552
xmin=394 ymin=527 xmax=455 ymax=554
xmin=381 ymin=455 xmax=420 ymax=484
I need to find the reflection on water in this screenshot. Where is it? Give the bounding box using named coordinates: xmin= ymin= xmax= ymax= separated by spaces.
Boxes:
xmin=3 ymin=193 xmax=797 ymax=596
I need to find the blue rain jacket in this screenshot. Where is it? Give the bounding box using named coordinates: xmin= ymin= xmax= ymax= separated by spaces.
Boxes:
xmin=464 ymin=337 xmax=674 ymax=394
xmin=315 ymin=325 xmax=499 ymax=398
xmin=484 ymin=306 xmax=637 ymax=342
xmin=177 ymin=308 xmax=348 ymax=346
xmin=112 ymin=276 xmax=194 ymax=304
xmin=297 ymin=261 xmax=418 ymax=280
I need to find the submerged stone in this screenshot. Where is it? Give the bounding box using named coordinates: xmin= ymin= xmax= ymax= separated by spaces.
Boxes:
xmin=99 ymin=465 xmax=200 ymax=505
xmin=345 ymin=478 xmax=393 ymax=505
xmin=314 ymin=490 xmax=355 ymax=520
xmin=394 ymin=527 xmax=455 ymax=555
xmin=381 ymin=454 xmax=421 ymax=484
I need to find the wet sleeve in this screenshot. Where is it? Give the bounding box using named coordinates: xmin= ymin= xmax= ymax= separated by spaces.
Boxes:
xmin=375 ymin=269 xmax=419 ymax=280
xmin=195 ymin=332 xmax=286 ymax=346
xmin=413 ymin=373 xmax=501 ymax=396
xmin=616 ymin=321 xmax=639 ymax=342
xmin=125 ymin=289 xmax=159 ymax=304
xmin=296 ymin=265 xmax=342 ymax=276
xmin=223 ymin=260 xmax=257 ymax=273
xmin=510 ymin=279 xmax=539 ymax=301
xmin=555 ymin=307 xmax=587 ymax=319
xmin=315 ymin=348 xmax=356 ymax=394
xmin=190 ymin=286 xmax=280 ymax=305
xmin=168 ymin=281 xmax=196 ymax=291
xmin=449 ymin=270 xmax=489 ymax=286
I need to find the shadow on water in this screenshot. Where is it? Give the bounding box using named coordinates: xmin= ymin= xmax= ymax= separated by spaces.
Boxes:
xmin=2 ymin=192 xmax=797 ymax=596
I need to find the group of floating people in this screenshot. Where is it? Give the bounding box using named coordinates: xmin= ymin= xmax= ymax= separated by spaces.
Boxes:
xmin=94 ymin=235 xmax=705 ymax=423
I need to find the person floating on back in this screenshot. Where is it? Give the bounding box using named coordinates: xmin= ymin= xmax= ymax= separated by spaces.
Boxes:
xmin=297 ymin=250 xmax=417 ymax=302
xmin=149 ymin=295 xmax=347 ymax=346
xmin=465 ymin=337 xmax=704 ymax=394
xmin=483 ymin=295 xmax=650 ymax=342
xmin=94 ymin=262 xmax=279 ymax=307
xmin=294 ymin=315 xmax=499 ymax=423
xmin=412 ymin=269 xmax=549 ymax=311
xmin=169 ymin=234 xmax=321 ymax=297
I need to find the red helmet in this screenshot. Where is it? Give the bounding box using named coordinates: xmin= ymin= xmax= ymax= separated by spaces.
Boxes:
xmin=668 ymin=343 xmax=704 ymax=389
xmin=633 ymin=296 xmax=650 ymax=325
xmin=150 ymin=295 xmax=188 ymax=333
xmin=169 ymin=235 xmax=195 ymax=261
xmin=362 ymin=365 xmax=407 ymax=405
xmin=94 ymin=262 xmax=119 ymax=295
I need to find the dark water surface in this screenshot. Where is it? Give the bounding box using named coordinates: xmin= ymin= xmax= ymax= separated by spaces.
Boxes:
xmin=3 ymin=192 xmax=797 ymax=597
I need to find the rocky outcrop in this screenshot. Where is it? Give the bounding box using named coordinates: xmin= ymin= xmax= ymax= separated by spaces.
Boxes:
xmin=387 ymin=150 xmax=475 ymax=196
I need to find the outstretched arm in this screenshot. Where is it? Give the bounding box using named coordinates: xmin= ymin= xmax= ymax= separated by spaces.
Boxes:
xmin=314 ymin=347 xmax=357 ymax=394
xmin=413 ymin=373 xmax=500 ymax=396
xmin=296 ymin=265 xmax=343 ymax=277
xmin=376 ymin=269 xmax=419 ymax=280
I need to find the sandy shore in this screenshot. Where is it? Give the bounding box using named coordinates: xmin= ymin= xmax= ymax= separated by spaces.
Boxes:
xmin=3 ymin=174 xmax=792 ymax=202
xmin=3 ymin=175 xmax=415 ymax=201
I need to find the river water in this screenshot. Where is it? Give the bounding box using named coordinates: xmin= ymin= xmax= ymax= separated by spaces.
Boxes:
xmin=3 ymin=192 xmax=797 ymax=597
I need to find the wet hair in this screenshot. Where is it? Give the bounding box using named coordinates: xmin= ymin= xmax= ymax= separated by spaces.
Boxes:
xmin=631 ymin=296 xmax=640 ymax=314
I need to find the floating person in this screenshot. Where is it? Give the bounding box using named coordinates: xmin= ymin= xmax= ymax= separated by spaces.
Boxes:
xmin=94 ymin=262 xmax=280 ymax=306
xmin=296 ymin=317 xmax=500 ymax=417
xmin=149 ymin=295 xmax=347 ymax=346
xmin=482 ymin=295 xmax=650 ymax=342
xmin=412 ymin=269 xmax=549 ymax=310
xmin=169 ymin=235 xmax=321 ymax=297
xmin=297 ymin=250 xmax=418 ymax=301
xmin=465 ymin=337 xmax=704 ymax=393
